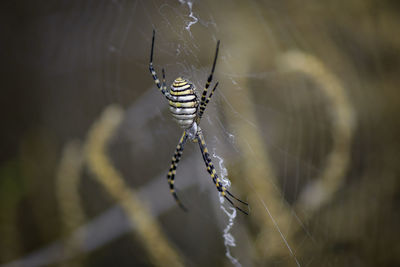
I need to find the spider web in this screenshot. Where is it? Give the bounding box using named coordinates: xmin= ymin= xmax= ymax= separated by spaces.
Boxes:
xmin=4 ymin=0 xmax=388 ymax=266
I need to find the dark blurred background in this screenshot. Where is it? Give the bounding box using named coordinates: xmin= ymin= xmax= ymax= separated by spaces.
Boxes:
xmin=1 ymin=0 xmax=399 ymax=266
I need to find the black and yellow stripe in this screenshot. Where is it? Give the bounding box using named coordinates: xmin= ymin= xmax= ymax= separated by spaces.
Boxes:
xmin=197 ymin=40 xmax=220 ymax=123
xmin=197 ymin=82 xmax=219 ymax=122
xmin=168 ymin=77 xmax=198 ymax=129
xmin=167 ymin=131 xmax=189 ymax=211
xmin=197 ymin=130 xmax=248 ymax=215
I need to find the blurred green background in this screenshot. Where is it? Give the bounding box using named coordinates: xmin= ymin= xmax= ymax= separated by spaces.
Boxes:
xmin=1 ymin=0 xmax=399 ymax=266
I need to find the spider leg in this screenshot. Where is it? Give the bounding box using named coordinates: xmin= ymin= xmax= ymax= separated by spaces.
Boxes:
xmin=198 ymin=81 xmax=219 ymax=121
xmin=198 ymin=40 xmax=220 ymax=121
xmin=162 ymin=68 xmax=167 ymax=93
xmin=196 ymin=129 xmax=249 ymax=215
xmin=167 ymin=131 xmax=189 ymax=212
xmin=149 ymin=30 xmax=169 ymax=97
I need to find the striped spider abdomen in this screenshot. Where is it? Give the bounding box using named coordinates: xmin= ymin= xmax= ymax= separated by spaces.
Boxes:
xmin=168 ymin=77 xmax=198 ymax=129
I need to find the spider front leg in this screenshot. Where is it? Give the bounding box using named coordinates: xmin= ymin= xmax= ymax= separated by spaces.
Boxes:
xmin=167 ymin=131 xmax=189 ymax=211
xmin=162 ymin=68 xmax=167 ymax=94
xmin=197 ymin=40 xmax=220 ymax=122
xmin=198 ymin=82 xmax=219 ymax=122
xmin=149 ymin=30 xmax=168 ymax=97
xmin=196 ymin=129 xmax=249 ymax=215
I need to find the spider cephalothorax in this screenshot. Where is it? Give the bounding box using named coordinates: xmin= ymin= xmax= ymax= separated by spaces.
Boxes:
xmin=149 ymin=30 xmax=248 ymax=214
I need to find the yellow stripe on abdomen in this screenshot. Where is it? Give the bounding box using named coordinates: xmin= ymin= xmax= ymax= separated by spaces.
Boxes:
xmin=169 ymin=100 xmax=197 ymax=108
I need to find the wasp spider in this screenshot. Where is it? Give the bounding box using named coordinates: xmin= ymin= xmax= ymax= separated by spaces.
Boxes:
xmin=149 ymin=30 xmax=248 ymax=215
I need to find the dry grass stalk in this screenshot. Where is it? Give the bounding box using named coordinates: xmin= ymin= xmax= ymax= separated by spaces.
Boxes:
xmin=84 ymin=105 xmax=184 ymax=267
xmin=55 ymin=140 xmax=86 ymax=266
xmin=278 ymin=50 xmax=355 ymax=216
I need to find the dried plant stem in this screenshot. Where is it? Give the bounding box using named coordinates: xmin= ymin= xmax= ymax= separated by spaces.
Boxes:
xmin=84 ymin=105 xmax=184 ymax=267
xmin=278 ymin=50 xmax=355 ymax=217
xmin=55 ymin=140 xmax=86 ymax=266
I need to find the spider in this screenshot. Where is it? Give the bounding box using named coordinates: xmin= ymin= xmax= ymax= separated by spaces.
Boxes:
xmin=149 ymin=30 xmax=248 ymax=215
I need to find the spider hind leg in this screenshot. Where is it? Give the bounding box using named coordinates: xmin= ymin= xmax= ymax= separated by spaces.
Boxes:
xmin=197 ymin=130 xmax=249 ymax=215
xmin=171 ymin=190 xmax=188 ymax=212
xmin=223 ymin=193 xmax=249 ymax=215
xmin=220 ymin=187 xmax=249 ymax=215
xmin=168 ymin=131 xmax=189 ymax=212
